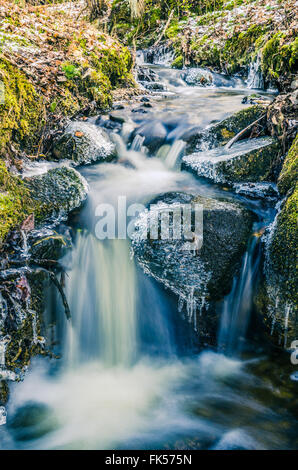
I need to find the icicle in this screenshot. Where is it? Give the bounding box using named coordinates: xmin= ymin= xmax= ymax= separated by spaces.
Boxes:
xmin=186 ymin=287 xmax=196 ymax=324
xmin=0 ymin=406 xmax=7 ymax=426
xmin=284 ymin=304 xmax=291 ymax=349
xmin=178 ymin=295 xmax=184 ymax=313
xmin=0 ymin=293 xmax=8 ymax=333
xmin=246 ymin=55 xmax=264 ymax=89
xmin=20 ymin=229 xmax=29 ymax=258
xmin=0 ymin=335 xmax=11 ymax=369
xmin=28 ymin=308 xmax=38 ymax=345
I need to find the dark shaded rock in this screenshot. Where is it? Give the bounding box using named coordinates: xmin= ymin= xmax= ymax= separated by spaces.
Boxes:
xmin=182 ymin=68 xmax=213 ymax=86
xmin=132 ymin=107 xmax=148 ymax=114
xmin=184 ymin=105 xmax=267 ymax=153
xmin=132 ymin=192 xmax=253 ymax=344
xmin=8 ymin=402 xmax=57 ymax=441
xmin=26 ymin=167 xmax=88 ymax=224
xmin=109 ymin=113 xmax=126 ymax=124
xmin=137 ymin=66 xmax=159 ymax=82
xmin=133 ymin=121 xmax=167 ymax=153
xmin=53 ymin=121 xmax=115 ymax=165
xmin=182 ymin=137 xmax=281 ymax=184
xmin=142 ymin=82 xmax=167 ymax=91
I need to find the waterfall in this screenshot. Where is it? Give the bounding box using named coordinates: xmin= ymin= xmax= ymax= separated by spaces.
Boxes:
xmin=164 ymin=140 xmax=185 ymax=169
xmin=63 ymin=232 xmax=137 ymax=368
xmin=246 ymin=55 xmax=264 ymax=89
xmin=218 ymin=235 xmax=261 ymax=356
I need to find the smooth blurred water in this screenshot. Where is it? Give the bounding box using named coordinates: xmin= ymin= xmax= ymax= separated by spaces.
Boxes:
xmin=1 ymin=64 xmax=297 ymax=450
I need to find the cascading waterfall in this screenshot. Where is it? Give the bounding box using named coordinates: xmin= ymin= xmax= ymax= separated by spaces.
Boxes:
xmin=3 ymin=61 xmax=296 ymax=451
xmin=218 ymin=234 xmax=261 ymax=356
xmin=63 ymin=233 xmax=137 ymax=368
xmin=246 ymin=55 xmax=264 ymax=89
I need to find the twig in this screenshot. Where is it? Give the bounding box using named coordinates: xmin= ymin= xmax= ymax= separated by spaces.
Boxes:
xmin=153 ymin=10 xmax=174 ymax=47
xmin=48 ymin=271 xmax=71 ymax=320
xmin=225 ymin=114 xmax=266 ymax=149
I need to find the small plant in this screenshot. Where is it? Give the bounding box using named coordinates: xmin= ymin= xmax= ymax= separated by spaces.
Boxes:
xmin=61 ymin=63 xmax=81 ymax=80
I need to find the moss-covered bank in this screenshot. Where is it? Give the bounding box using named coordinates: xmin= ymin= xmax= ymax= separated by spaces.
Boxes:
xmin=0 ymin=0 xmax=134 ymax=243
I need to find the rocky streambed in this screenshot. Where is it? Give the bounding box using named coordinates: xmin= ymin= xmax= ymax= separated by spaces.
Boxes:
xmin=0 ymin=55 xmax=297 ymax=449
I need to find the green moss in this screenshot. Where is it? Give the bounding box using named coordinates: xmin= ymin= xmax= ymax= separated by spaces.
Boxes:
xmin=0 ymin=57 xmax=44 ymax=155
xmin=222 ymin=24 xmax=267 ymax=74
xmin=209 ymin=105 xmax=266 ymax=144
xmin=0 ymin=161 xmax=36 ymax=244
xmin=171 ymin=55 xmax=183 ymax=69
xmin=220 ymin=139 xmax=281 ymax=182
xmin=269 ymin=185 xmax=298 ymax=307
xmin=261 ymin=33 xmax=298 ymax=79
xmin=278 ymin=135 xmax=298 ymax=195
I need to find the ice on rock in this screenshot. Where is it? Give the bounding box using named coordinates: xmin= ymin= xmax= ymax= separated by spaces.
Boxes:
xmin=0 ymin=406 xmax=7 ymax=426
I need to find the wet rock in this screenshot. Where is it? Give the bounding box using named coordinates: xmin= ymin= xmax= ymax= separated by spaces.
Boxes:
xmin=137 ymin=66 xmax=159 ymax=82
xmin=53 ymin=121 xmax=116 ymax=165
xmin=233 ymin=182 xmax=279 ymax=201
xmin=207 ymin=105 xmax=267 ymax=147
xmin=179 ymin=126 xmax=203 ymax=150
xmin=133 ymin=121 xmax=167 ymax=153
xmin=26 ymin=167 xmax=88 ymax=224
xmin=185 ymin=105 xmax=267 ymax=153
xmin=258 ymin=187 xmax=298 ymax=349
xmin=142 ymin=82 xmax=167 ymax=91
xmin=8 ymin=402 xmax=57 ymax=441
xmin=132 ymin=107 xmax=148 ymax=114
xmin=132 ymin=192 xmax=253 ymax=344
xmin=109 ymin=113 xmax=126 ymax=124
xmin=257 ymin=135 xmax=298 ymax=349
xmin=182 ymin=68 xmax=213 ymax=87
xmin=277 ymin=134 xmax=298 ymax=196
xmin=112 ymin=103 xmax=125 ymax=110
xmin=182 ymin=137 xmax=281 ymax=184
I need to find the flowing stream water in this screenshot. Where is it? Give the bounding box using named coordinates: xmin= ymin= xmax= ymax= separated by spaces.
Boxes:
xmin=0 ymin=64 xmax=297 ymax=450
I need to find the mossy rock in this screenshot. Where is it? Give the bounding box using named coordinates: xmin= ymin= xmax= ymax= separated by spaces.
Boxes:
xmin=182 ymin=137 xmax=281 ymax=184
xmin=53 ymin=121 xmax=116 ymax=165
xmin=261 ymin=186 xmax=298 ymax=348
xmin=185 ymin=105 xmax=266 ymax=153
xmin=171 ymin=55 xmax=183 ymax=69
xmin=25 ymin=167 xmax=88 ymax=224
xmin=208 ymin=105 xmax=267 ymax=146
xmin=0 ymin=57 xmax=44 ymax=156
xmin=132 ymin=192 xmax=253 ymax=344
xmin=278 ymin=134 xmax=298 ymax=196
xmin=0 ymin=161 xmax=35 ymax=244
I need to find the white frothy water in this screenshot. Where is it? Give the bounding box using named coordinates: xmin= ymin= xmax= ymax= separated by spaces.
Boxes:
xmin=247 ymin=56 xmax=265 ymax=90
xmin=218 ymin=236 xmax=260 ymax=356
xmin=64 ymin=234 xmax=137 ymax=367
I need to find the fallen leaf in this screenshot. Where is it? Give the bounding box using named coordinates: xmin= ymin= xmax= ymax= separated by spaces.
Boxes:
xmin=75 ymin=131 xmax=84 ymax=138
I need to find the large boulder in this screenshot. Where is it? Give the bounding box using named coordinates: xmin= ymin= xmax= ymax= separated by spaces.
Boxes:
xmin=132 ymin=192 xmax=253 ymax=344
xmin=184 ymin=105 xmax=267 ymax=153
xmin=132 ymin=121 xmax=168 ymax=153
xmin=182 ymin=137 xmax=281 ymax=184
xmin=257 ymin=136 xmax=298 ymax=348
xmin=53 ymin=121 xmax=116 ymax=165
xmin=25 ymin=167 xmax=88 ymax=224
xmin=181 ymin=68 xmax=213 ymax=87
